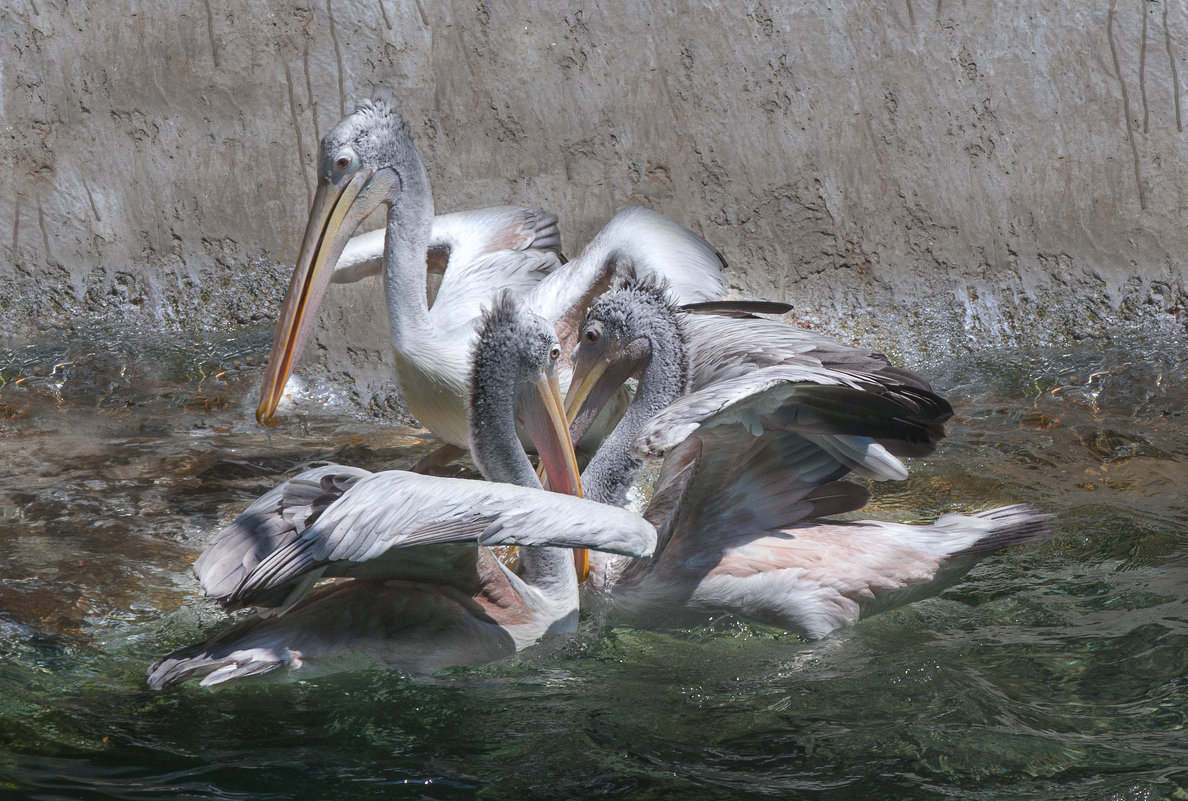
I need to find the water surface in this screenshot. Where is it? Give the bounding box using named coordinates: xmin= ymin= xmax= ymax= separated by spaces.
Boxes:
xmin=1 ymin=328 xmax=1185 ymax=800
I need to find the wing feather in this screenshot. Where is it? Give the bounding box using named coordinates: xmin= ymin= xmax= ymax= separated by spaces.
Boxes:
xmin=680 ymin=300 xmax=792 ymax=317
xmin=635 ymin=365 xmax=952 ymax=575
xmin=330 ymin=207 xmax=562 ymax=285
xmin=635 ymin=365 xmax=943 ymax=477
xmin=432 ymin=249 xmax=562 ymax=327
xmin=432 ymin=206 xmax=563 ymax=261
xmin=526 ymin=205 xmax=726 ymax=329
xmin=224 ymin=471 xmax=656 ymax=609
xmin=194 ymin=465 xmax=372 ymax=601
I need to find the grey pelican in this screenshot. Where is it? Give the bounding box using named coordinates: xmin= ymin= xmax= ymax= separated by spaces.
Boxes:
xmin=256 ymin=89 xmax=726 ymax=454
xmin=564 ymin=282 xmax=1049 ymax=638
xmin=147 ymin=296 xmax=655 ymax=688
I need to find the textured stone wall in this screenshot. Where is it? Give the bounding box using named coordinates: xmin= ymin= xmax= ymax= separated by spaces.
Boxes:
xmin=3 ymin=1 xmax=1187 ymax=412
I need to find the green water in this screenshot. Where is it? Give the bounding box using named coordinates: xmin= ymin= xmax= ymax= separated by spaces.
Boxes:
xmin=0 ymin=329 xmax=1185 ymax=800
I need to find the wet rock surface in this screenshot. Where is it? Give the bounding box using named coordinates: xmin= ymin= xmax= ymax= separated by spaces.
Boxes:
xmin=3 ymin=1 xmax=1187 ymax=415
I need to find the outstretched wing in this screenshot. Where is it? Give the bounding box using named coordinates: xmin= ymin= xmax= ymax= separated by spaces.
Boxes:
xmin=431 ymin=249 xmax=563 ymax=326
xmin=431 ymin=206 xmax=564 ymax=267
xmin=225 ymin=470 xmax=657 ymax=610
xmin=430 ymin=207 xmax=566 ymax=323
xmin=634 ymin=366 xmax=950 ymax=576
xmin=636 ymin=365 xmax=949 ymax=468
xmin=527 ymin=206 xmax=727 ymax=357
xmin=194 ymin=464 xmax=373 ymax=602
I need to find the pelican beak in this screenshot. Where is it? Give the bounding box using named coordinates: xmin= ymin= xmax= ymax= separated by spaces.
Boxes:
xmin=522 ymin=366 xmax=590 ymax=582
xmin=523 ymin=368 xmax=584 ymax=499
xmin=572 ymin=539 xmax=590 ymax=582
xmin=564 ymin=340 xmax=646 ymax=444
xmin=256 ymin=168 xmax=394 ymax=425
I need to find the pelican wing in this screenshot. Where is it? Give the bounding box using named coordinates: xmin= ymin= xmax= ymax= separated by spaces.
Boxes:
xmin=331 ymin=228 xmax=386 ymax=284
xmin=589 ymin=205 xmax=727 ymax=305
xmin=681 ymin=312 xmax=941 ymax=394
xmin=194 ymin=465 xmax=373 ymax=602
xmin=228 ymin=471 xmax=656 ymax=609
xmin=635 ymin=435 xmax=872 ymax=589
xmin=329 ymin=206 xmax=562 ymax=286
xmin=429 ymin=207 xmax=564 ymax=323
xmin=431 ymin=206 xmax=564 ymax=264
xmin=526 ymin=206 xmax=726 ymax=349
xmin=644 ymin=435 xmax=870 ymax=539
xmin=635 ymin=365 xmax=948 ymax=473
xmin=195 ymin=465 xmax=495 ymax=609
xmin=431 ymin=249 xmax=562 ymax=327
xmin=635 ymin=366 xmax=951 ymax=570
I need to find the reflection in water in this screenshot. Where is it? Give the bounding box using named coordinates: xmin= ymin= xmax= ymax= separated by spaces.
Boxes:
xmin=0 ymin=328 xmax=1185 ymax=799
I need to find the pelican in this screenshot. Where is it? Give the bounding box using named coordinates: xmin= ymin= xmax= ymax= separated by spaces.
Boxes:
xmin=563 ymin=282 xmax=1050 ymax=638
xmin=147 ymin=296 xmax=655 ymax=688
xmin=256 ymin=88 xmax=726 ymax=454
xmin=566 ymin=285 xmax=950 ymax=447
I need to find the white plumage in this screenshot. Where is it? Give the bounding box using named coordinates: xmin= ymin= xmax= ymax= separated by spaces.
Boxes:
xmin=257 ymin=91 xmax=725 ymax=452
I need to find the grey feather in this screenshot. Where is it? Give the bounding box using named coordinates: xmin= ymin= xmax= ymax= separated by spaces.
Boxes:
xmin=633 ymin=365 xmax=946 ymax=481
xmin=224 ymin=471 xmax=657 ymax=609
xmin=682 ymin=312 xmax=946 ymax=395
xmin=194 ymin=465 xmax=371 ymax=602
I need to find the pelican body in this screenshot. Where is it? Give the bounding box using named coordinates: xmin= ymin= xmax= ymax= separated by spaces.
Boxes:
xmin=257 ymin=90 xmax=726 ymax=449
xmin=149 ymin=297 xmax=654 ymax=688
xmin=563 ymin=282 xmax=1050 ymax=638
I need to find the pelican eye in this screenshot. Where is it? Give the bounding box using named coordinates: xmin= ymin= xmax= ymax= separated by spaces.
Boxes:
xmin=549 ymin=346 xmax=561 ymax=361
xmin=584 ymin=328 xmax=599 ymax=344
xmin=334 ymin=152 xmax=354 ymax=170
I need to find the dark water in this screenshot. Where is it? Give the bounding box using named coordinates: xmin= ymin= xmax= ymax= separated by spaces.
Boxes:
xmin=1 ymin=327 xmax=1185 ymax=800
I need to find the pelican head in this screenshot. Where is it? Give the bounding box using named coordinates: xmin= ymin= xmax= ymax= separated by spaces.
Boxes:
xmin=470 ymin=293 xmax=591 ymax=580
xmin=257 ymin=89 xmax=423 ymax=425
xmin=469 ymin=293 xmax=583 ymax=499
xmin=565 ymin=280 xmax=687 ymax=442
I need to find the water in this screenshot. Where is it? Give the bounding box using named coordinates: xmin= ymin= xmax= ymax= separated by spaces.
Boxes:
xmin=1 ymin=327 xmax=1186 ymax=800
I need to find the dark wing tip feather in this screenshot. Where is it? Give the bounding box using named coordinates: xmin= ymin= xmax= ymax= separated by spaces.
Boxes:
xmin=228 ymin=537 xmax=318 ymax=606
xmin=680 ymin=300 xmax=793 ymax=317
xmin=769 ymin=383 xmax=951 ymax=453
xmin=147 ymin=624 xmax=290 ymax=689
xmin=195 ymin=467 xmax=363 ymax=604
xmin=958 ymin=504 xmax=1055 ymax=556
xmin=799 ymin=480 xmax=873 ymax=521
xmin=525 ymin=209 xmax=563 ymax=255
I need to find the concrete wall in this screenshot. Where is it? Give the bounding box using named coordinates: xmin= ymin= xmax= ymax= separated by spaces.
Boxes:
xmin=3 ymin=1 xmax=1187 ymax=410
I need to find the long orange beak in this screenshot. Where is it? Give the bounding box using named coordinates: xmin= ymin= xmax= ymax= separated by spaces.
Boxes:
xmin=564 ymin=341 xmax=643 ymax=441
xmin=523 ymin=367 xmax=589 ymax=581
xmin=562 ymin=342 xmax=651 ymax=583
xmin=256 ymin=169 xmax=391 ymax=425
